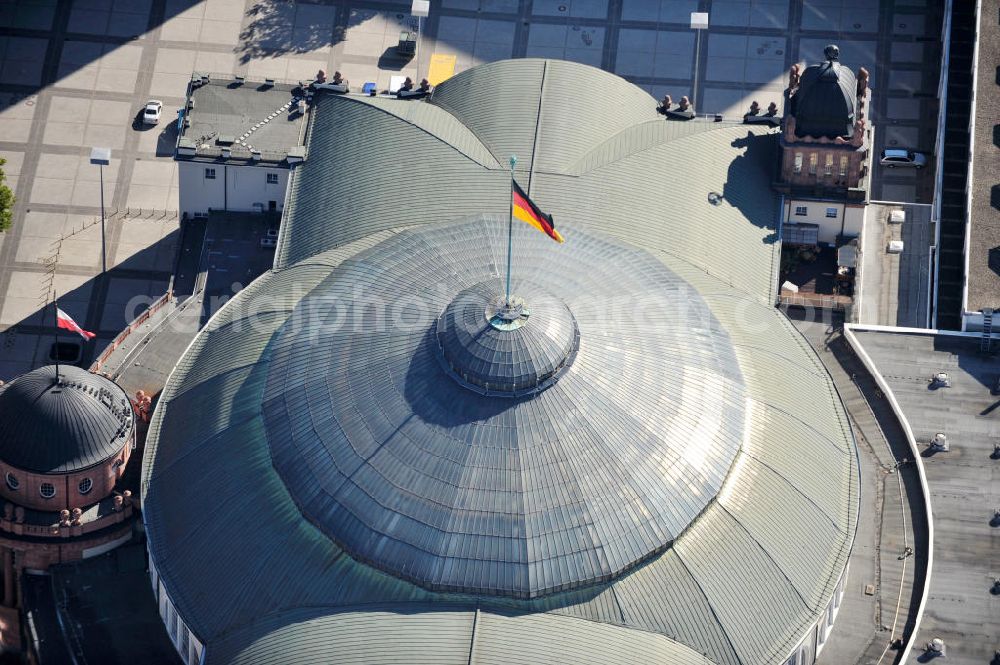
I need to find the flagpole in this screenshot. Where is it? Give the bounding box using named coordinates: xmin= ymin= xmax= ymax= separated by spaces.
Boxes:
xmin=505 ymin=154 xmax=517 ymax=308
xmin=53 ymin=292 xmax=59 ymax=383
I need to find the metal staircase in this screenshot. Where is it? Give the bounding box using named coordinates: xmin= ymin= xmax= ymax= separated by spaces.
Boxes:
xmin=981 ymin=308 xmax=993 ymax=353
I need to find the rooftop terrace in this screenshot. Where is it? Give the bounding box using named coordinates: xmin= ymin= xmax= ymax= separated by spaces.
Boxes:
xmin=851 ymin=328 xmax=1000 ymax=664
xmin=176 ymin=76 xmax=308 ymax=165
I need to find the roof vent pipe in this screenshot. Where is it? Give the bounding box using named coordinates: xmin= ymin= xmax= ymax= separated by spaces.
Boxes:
xmin=930 ymin=432 xmax=949 ymax=452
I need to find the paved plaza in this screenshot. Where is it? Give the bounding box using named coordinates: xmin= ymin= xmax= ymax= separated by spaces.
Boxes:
xmin=0 ymin=0 xmax=943 ymax=380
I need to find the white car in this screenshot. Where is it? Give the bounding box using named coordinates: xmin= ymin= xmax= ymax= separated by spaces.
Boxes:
xmin=880 ymin=148 xmax=927 ymax=169
xmin=142 ymin=100 xmax=163 ymax=125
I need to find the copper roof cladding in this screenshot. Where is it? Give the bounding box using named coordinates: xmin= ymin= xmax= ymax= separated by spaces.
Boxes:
xmin=143 ymin=59 xmax=860 ymax=665
xmin=790 ymin=46 xmax=858 ymax=139
xmin=261 ymin=221 xmax=746 ymax=599
xmin=0 ymin=365 xmax=134 ymax=473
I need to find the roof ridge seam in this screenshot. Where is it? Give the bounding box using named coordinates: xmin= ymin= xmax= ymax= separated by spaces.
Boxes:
xmin=670 ymin=546 xmax=745 ymax=665
xmin=750 ymin=400 xmax=852 ymax=456
xmin=738 ymin=451 xmax=845 ymax=533
xmin=343 ymin=95 xmax=502 ymax=169
xmin=717 ymin=503 xmax=814 ymax=617
xmin=648 ymin=247 xmax=771 ymax=304
xmin=525 ymin=60 xmax=548 ymax=194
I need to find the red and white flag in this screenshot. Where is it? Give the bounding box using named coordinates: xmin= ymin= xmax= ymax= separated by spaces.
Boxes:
xmin=56 ymin=307 xmax=95 ymax=340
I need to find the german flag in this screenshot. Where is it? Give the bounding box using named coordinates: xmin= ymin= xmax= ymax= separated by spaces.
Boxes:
xmin=513 ymin=181 xmax=564 ymax=243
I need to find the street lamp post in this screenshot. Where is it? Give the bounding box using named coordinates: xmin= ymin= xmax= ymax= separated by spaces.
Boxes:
xmin=412 ymin=0 xmax=430 ymax=78
xmin=89 ymin=147 xmax=111 ymax=274
xmin=690 ymin=12 xmax=709 ymax=113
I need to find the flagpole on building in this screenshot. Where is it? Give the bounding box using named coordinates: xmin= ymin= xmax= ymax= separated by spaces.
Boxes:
xmin=505 ymin=154 xmax=517 ymax=308
xmin=52 ymin=292 xmax=60 ymax=382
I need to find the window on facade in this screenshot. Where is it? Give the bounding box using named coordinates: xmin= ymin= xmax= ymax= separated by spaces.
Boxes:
xmin=793 ymin=153 xmax=803 ymax=174
xmin=824 ymin=154 xmax=833 ymax=176
xmin=204 ymin=168 xmax=216 ymax=180
xmin=39 ymin=482 xmax=56 ymax=499
xmin=266 ymin=173 xmax=279 ymax=185
xmin=839 ymin=155 xmax=849 ymax=177
xmin=808 ymin=153 xmax=818 ymax=175
xmin=825 ymin=207 xmax=837 ymax=218
xmin=78 ymin=477 xmax=93 ymax=495
xmin=795 ymin=206 xmax=808 ymax=216
xmin=5 ymin=473 xmax=18 ymax=490
xmin=167 ymin=600 xmax=178 ymax=642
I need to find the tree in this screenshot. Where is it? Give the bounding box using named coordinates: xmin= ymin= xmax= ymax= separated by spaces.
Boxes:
xmin=0 ymin=157 xmax=13 ymax=232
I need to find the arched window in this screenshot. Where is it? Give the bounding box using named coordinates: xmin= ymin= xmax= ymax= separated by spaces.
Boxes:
xmin=39 ymin=482 xmax=56 ymax=499
xmin=5 ymin=473 xmax=18 ymax=490
xmin=78 ymin=478 xmax=93 ymax=495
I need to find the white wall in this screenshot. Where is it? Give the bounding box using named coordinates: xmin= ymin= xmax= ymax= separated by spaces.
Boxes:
xmin=178 ymin=161 xmax=290 ymax=218
xmin=843 ymin=205 xmax=864 ymax=239
xmin=786 ymin=199 xmax=849 ymax=245
xmin=151 ymin=560 xmax=206 ymax=665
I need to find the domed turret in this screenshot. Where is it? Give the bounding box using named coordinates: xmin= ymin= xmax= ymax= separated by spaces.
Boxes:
xmin=790 ymin=44 xmax=858 ymax=139
xmin=436 ymin=282 xmax=579 ymax=395
xmin=0 ymin=365 xmax=134 ymax=474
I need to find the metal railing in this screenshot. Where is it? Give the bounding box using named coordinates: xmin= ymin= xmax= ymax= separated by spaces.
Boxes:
xmin=91 ymin=290 xmax=174 ymax=374
xmin=779 ymin=293 xmax=850 ymax=312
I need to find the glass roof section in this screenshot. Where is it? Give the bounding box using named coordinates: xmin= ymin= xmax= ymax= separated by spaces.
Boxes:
xmin=261 ymin=218 xmax=747 ymax=598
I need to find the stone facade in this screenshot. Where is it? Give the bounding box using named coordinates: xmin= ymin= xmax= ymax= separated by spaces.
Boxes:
xmin=0 ymin=434 xmax=132 ymax=512
xmin=777 ymin=62 xmax=872 ymax=196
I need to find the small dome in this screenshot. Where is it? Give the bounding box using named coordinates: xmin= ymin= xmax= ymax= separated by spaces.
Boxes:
xmin=791 ymin=45 xmax=858 ymax=139
xmin=0 ymin=365 xmax=134 ymax=473
xmin=436 ymin=282 xmax=579 ymax=395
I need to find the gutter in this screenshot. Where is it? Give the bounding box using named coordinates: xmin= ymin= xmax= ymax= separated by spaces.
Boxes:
xmin=930 ymin=0 xmax=953 ymax=328
xmin=959 ymin=0 xmax=982 ymax=329
xmin=842 ymin=323 xmax=934 ymax=664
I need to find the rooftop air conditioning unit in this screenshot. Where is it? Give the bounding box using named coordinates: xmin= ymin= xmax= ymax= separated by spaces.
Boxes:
xmin=889 ymin=209 xmax=905 ymax=224
xmin=887 ymin=240 xmax=904 ymax=254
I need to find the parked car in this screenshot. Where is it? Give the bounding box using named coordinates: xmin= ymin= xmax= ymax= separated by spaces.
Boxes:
xmin=879 ymin=148 xmax=927 ymax=169
xmin=142 ymin=100 xmax=163 ymax=125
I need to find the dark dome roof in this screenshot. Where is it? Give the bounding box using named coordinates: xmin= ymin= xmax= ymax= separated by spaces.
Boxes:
xmin=791 ymin=51 xmax=858 ymax=139
xmin=436 ymin=282 xmax=579 ymax=395
xmin=262 ymin=219 xmax=746 ymax=599
xmin=0 ymin=365 xmax=134 ymax=473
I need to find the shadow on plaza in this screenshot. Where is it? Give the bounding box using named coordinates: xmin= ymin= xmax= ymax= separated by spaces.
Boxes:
xmin=5 ymin=223 xmax=185 ymax=376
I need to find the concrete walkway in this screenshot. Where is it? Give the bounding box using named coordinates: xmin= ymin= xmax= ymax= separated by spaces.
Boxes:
xmin=788 ymin=310 xmax=928 ymax=665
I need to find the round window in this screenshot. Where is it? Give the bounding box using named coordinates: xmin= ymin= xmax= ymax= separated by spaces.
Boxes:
xmin=5 ymin=473 xmax=18 ymax=490
xmin=78 ymin=478 xmax=93 ymax=495
xmin=39 ymin=483 xmax=56 ymax=499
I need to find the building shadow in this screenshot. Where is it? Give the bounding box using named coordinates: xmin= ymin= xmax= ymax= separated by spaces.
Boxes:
xmin=723 ymin=131 xmax=782 ymax=242
xmin=931 ymin=334 xmax=996 ymax=391
xmin=0 ymin=222 xmax=187 ymax=381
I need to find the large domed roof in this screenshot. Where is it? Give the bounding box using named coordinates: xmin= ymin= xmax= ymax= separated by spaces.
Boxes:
xmin=142 ymin=58 xmax=858 ymax=665
xmin=262 ymin=220 xmax=746 ymax=599
xmin=0 ymin=365 xmax=134 ymax=473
